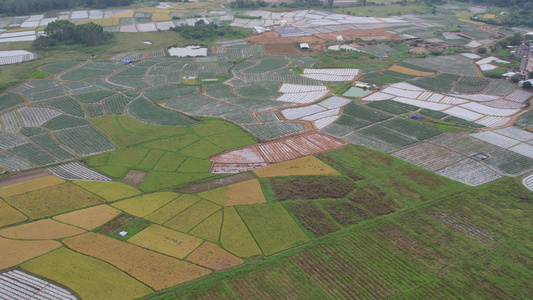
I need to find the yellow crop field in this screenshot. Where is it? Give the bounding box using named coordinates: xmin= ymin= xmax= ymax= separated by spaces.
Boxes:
xmin=164 ymin=200 xmax=221 ymax=233
xmin=389 ymin=65 xmax=435 ymax=77
xmin=0 ymin=219 xmax=85 ymax=240
xmin=53 ymin=205 xmax=121 ymax=230
xmin=101 ymin=18 xmax=120 ymax=26
xmin=189 ymin=210 xmax=222 ymax=243
xmin=112 ymin=10 xmax=135 ymax=18
xmin=226 ymin=180 xmax=267 ymax=206
xmin=187 ymin=242 xmax=243 ymax=271
xmin=111 ymin=192 xmax=179 ymax=217
xmin=484 ymin=14 xmax=496 ymax=19
xmin=198 ymin=188 xmax=227 ymax=205
xmin=0 ymin=175 xmax=64 ymax=198
xmin=0 ymin=237 xmax=61 ymax=270
xmin=145 ymin=194 xmax=199 ymax=224
xmin=64 ymin=233 xmax=211 ymax=290
xmin=253 ymin=156 xmax=340 ymax=178
xmin=0 ymin=200 xmax=27 ymax=227
xmin=5 ymin=183 xmax=105 ymax=219
xmin=22 ymin=248 xmax=153 ymax=300
xmin=128 ymin=225 xmax=202 ymax=259
xmin=458 ymin=18 xmax=485 ymax=25
xmin=74 ymin=181 xmax=141 ymax=202
xmin=152 ymin=13 xmax=171 ymax=21
xmin=77 ymin=19 xmax=102 ymax=25
xmin=220 ymin=207 xmax=261 ymax=258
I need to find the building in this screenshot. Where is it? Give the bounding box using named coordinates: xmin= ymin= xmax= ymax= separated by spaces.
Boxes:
xmin=253 ymin=26 xmax=265 ymax=34
xmin=299 ymin=43 xmax=309 ymax=50
xmin=0 ymin=50 xmax=36 ymax=65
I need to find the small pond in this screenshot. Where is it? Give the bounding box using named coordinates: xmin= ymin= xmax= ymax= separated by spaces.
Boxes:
xmin=343 ymin=87 xmax=372 ymax=98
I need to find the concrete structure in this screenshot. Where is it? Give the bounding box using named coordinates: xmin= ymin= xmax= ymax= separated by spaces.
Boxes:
xmin=253 ymin=26 xmax=265 ymax=34
xmin=0 ymin=50 xmax=36 ymax=65
xmin=300 ymin=43 xmax=309 ymax=50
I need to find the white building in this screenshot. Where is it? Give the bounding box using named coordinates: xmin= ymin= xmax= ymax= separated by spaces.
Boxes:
xmin=0 ymin=50 xmax=36 ymax=65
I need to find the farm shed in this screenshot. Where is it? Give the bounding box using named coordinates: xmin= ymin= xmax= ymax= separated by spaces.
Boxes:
xmin=300 ymin=43 xmax=309 ymax=50
xmin=0 ymin=50 xmax=36 ymax=65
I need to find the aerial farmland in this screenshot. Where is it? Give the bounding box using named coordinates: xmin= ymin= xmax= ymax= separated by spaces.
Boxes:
xmin=0 ymin=0 xmax=532 ymax=299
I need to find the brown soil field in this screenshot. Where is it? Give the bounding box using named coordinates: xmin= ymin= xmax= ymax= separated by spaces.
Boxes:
xmin=186 ymin=242 xmax=243 ymax=271
xmin=245 ymin=32 xmax=325 ymax=55
xmin=5 ymin=183 xmax=105 ymax=219
xmin=315 ymin=28 xmax=403 ymax=41
xmin=64 ymin=232 xmax=211 ymax=291
xmin=389 ymin=65 xmax=435 ymax=77
xmin=226 ymin=179 xmax=267 ymax=206
xmin=253 ymin=156 xmax=340 ymax=178
xmin=53 ymin=205 xmax=122 ymax=230
xmin=122 ymin=170 xmax=148 ymax=187
xmin=410 ymin=47 xmax=429 ymax=54
xmin=0 ymin=219 xmax=85 ymax=240
xmin=0 ymin=200 xmax=27 ymax=227
xmin=127 ymin=225 xmax=203 ymax=259
xmin=0 ymin=169 xmax=50 ymax=188
xmin=0 ymin=237 xmax=61 ymax=269
xmin=288 ymin=202 xmax=339 ymax=236
xmin=0 ymin=175 xmax=64 ymax=198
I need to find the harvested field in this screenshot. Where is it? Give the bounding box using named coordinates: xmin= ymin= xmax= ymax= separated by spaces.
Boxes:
xmin=288 ymin=202 xmax=339 ymax=236
xmin=350 ymin=188 xmax=395 ymax=216
xmin=253 ymin=156 xmax=340 ymax=178
xmin=324 ymin=200 xmax=370 ymax=226
xmin=122 ymin=170 xmax=148 ymax=187
xmin=128 ymin=224 xmax=202 ymax=259
xmin=21 ymin=248 xmax=153 ymax=300
xmin=220 ymin=207 xmax=262 ymax=258
xmin=164 ymin=200 xmax=221 ymax=232
xmin=189 ymin=210 xmax=222 ymax=243
xmin=0 ymin=175 xmax=64 ymax=198
xmin=389 ymin=65 xmax=435 ymax=77
xmin=187 ymin=242 xmax=244 ymax=271
xmin=5 ymin=183 xmax=105 ymax=219
xmin=264 ymin=44 xmax=301 ymax=56
xmin=53 ymin=205 xmax=121 ymax=230
xmin=74 ymin=181 xmax=141 ymax=202
xmin=0 ymin=237 xmax=61 ymax=270
xmin=111 ymin=192 xmax=179 ymax=217
xmin=0 ymin=219 xmax=85 ymax=240
xmin=392 ymin=142 xmax=464 ymax=172
xmin=176 ymin=172 xmax=255 ymax=194
xmin=0 ymin=200 xmax=27 ymax=227
xmin=64 ymin=232 xmax=211 ymax=290
xmin=271 ymin=177 xmax=356 ymax=200
xmin=237 ymin=204 xmax=310 ymax=256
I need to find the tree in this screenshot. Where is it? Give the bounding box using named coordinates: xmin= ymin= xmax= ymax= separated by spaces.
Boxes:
xmin=510 ymin=75 xmax=521 ymax=83
xmin=477 ymin=47 xmax=488 ymax=54
xmin=507 ymin=33 xmax=523 ymax=45
xmin=74 ymin=22 xmax=105 ymax=46
xmin=529 ymin=71 xmax=533 ymax=79
xmin=44 ymin=20 xmax=75 ymax=41
xmin=327 ymin=0 xmax=334 ymax=7
xmin=523 ymin=81 xmax=533 ymax=89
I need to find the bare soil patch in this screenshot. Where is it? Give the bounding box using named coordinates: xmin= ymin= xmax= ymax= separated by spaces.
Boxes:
xmin=349 ymin=187 xmax=396 ymax=216
xmin=122 ymin=170 xmax=148 ymax=187
xmin=0 ymin=169 xmax=50 ymax=188
xmin=315 ymin=28 xmax=403 ymax=41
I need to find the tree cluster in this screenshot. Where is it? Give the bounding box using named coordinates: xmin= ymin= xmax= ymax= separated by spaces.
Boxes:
xmin=32 ymin=20 xmax=112 ymax=50
xmin=0 ymin=0 xmax=134 ymax=16
xmin=278 ymin=0 xmax=323 ymax=8
xmin=169 ymin=20 xmax=245 ymax=41
xmin=229 ymin=0 xmax=267 ymax=9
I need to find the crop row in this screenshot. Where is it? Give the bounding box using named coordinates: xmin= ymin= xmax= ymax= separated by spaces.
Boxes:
xmin=9 ymin=143 xmax=57 ymax=166
xmin=243 ymin=122 xmax=306 ymax=140
xmin=31 ymin=133 xmax=77 ymax=161
xmin=18 ymin=107 xmax=61 ymax=127
xmin=128 ymin=97 xmax=196 ymax=126
xmin=0 ymin=152 xmax=31 ymax=171
xmin=1 ymin=111 xmax=22 ymax=133
xmin=54 ymin=125 xmax=116 ymax=156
